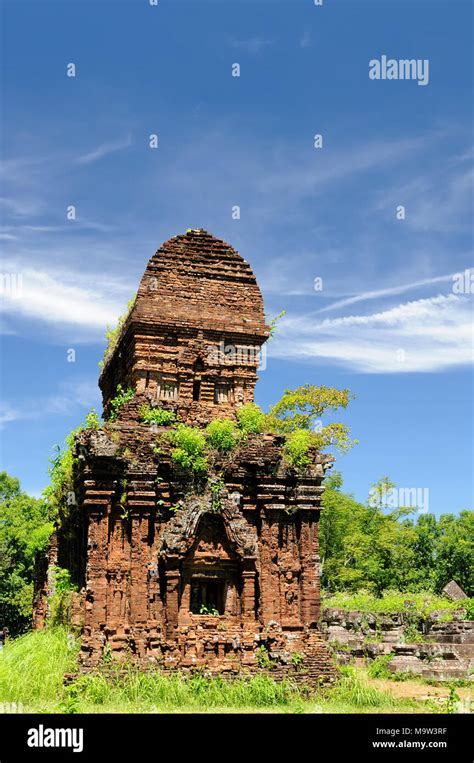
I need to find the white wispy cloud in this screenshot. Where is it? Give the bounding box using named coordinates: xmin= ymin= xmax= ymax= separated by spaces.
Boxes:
xmin=374 ymin=162 xmax=473 ymax=233
xmin=270 ymin=294 xmax=474 ymax=373
xmin=230 ymin=38 xmax=275 ymax=55
xmin=316 ymin=272 xmax=461 ymax=313
xmin=0 ymin=266 xmax=125 ymax=331
xmin=76 ymin=136 xmax=132 ymax=165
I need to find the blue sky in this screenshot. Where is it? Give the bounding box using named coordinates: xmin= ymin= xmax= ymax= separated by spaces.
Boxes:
xmin=1 ymin=0 xmax=473 ymax=516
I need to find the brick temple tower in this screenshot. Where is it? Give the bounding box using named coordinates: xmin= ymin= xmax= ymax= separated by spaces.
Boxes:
xmin=37 ymin=229 xmax=335 ymax=681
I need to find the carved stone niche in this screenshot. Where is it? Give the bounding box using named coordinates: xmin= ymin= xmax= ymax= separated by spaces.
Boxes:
xmin=159 ymin=494 xmax=259 ymax=629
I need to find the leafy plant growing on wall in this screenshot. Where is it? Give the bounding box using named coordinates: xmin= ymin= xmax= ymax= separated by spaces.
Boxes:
xmin=209 ymin=476 xmax=226 ymax=512
xmin=199 ymin=604 xmax=219 ymax=616
xmin=44 ymin=409 xmax=102 ymax=521
xmin=109 ymin=385 xmax=135 ymax=422
xmin=100 ymin=295 xmax=137 ymax=368
xmin=170 ymin=425 xmax=208 ymax=475
xmin=139 ymin=405 xmax=176 ymax=427
xmin=236 ymin=403 xmax=266 ymax=434
xmin=205 ymin=418 xmax=240 ymax=452
xmin=255 ymin=644 xmax=273 ymax=669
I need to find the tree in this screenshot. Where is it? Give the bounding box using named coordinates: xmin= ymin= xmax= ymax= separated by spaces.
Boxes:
xmin=0 ymin=472 xmax=54 ymax=635
xmin=435 ymin=511 xmax=474 ymax=595
xmin=320 ymin=473 xmax=473 ymax=596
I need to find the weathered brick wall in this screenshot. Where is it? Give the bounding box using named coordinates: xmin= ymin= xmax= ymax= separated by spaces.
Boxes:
xmin=68 ymin=424 xmax=335 ymax=679
xmin=35 ymin=230 xmax=336 ymax=683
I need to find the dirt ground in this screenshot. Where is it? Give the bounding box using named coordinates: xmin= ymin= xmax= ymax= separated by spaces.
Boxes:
xmin=371 ymin=677 xmax=472 ymax=707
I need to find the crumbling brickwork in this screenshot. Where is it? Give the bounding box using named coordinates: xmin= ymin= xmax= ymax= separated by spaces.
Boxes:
xmin=37 ymin=229 xmax=335 ymax=682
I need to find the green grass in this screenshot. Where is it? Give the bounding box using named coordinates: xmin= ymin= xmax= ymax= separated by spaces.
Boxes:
xmin=0 ymin=626 xmax=79 ymax=704
xmin=0 ymin=628 xmax=435 ymax=714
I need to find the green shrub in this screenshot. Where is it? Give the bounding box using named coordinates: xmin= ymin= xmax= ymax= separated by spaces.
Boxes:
xmin=205 ymin=418 xmax=240 ymax=452
xmin=109 ymin=385 xmax=135 ymax=422
xmin=255 ymin=644 xmax=273 ymax=669
xmin=462 ymin=598 xmax=474 ymax=620
xmin=139 ymin=406 xmax=176 ymax=427
xmin=291 ymin=652 xmax=304 ymax=669
xmin=236 ymin=403 xmax=266 ymax=434
xmin=171 ymin=425 xmax=208 ymax=475
xmin=322 ymin=590 xmax=462 ymax=618
xmin=367 ymin=653 xmax=395 ymax=680
xmin=83 ymin=409 xmax=101 ymax=430
xmin=283 ymin=428 xmax=312 ymax=469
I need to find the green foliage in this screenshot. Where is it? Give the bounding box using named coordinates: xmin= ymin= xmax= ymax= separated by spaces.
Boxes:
xmin=170 ymin=425 xmax=208 ymax=475
xmin=266 ymin=385 xmax=357 ymax=458
xmin=109 ymin=385 xmax=135 ymax=422
xmin=255 ymin=644 xmax=273 ymax=669
xmin=48 ymin=567 xmax=78 ymax=627
xmin=402 ymin=623 xmax=426 ymax=644
xmin=445 ymin=684 xmax=460 ymax=714
xmin=283 ymin=429 xmax=312 ymax=469
xmin=58 ymin=684 xmax=80 ymax=714
xmin=101 ymin=295 xmax=136 ymax=368
xmin=320 ymin=473 xmax=474 ymax=597
xmin=323 ymin=589 xmax=469 ymax=618
xmin=205 ymin=418 xmax=240 ymax=452
xmin=139 ymin=405 xmax=176 ymax=426
xmin=433 ymin=511 xmax=474 ymax=595
xmin=0 ymin=472 xmax=54 ymax=635
xmin=236 ymin=403 xmax=266 ymax=434
xmin=199 ymin=604 xmax=219 ymax=616
xmin=268 ymin=384 xmax=353 ymax=433
xmin=83 ymin=409 xmax=102 ymax=430
xmin=367 ymin=653 xmax=395 ymax=680
xmin=209 ymin=476 xmax=225 ymax=512
xmin=43 ymin=409 xmax=102 ymax=522
xmin=462 ymin=598 xmax=474 ymax=620
xmin=267 ymin=309 xmax=286 ymax=338
xmin=290 ymin=651 xmax=304 ymax=669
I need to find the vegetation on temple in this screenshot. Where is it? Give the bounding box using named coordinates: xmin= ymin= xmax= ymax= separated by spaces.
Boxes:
xmin=139 ymin=405 xmax=176 ymax=426
xmin=2 ymin=464 xmax=472 ymax=636
xmin=99 ymin=295 xmax=137 ymax=369
xmin=1 ymin=386 xmax=472 ymax=636
xmin=108 ymin=385 xmax=134 ymax=422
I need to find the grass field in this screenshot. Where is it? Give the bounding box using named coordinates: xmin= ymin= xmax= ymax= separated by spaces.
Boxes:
xmin=0 ymin=628 xmax=468 ymax=714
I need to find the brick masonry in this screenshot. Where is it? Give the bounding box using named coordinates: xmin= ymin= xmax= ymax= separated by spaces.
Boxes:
xmin=35 ymin=230 xmax=336 ymax=682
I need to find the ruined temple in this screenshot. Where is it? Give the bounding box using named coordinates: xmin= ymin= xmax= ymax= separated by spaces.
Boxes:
xmin=36 ymin=229 xmax=335 ymax=681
